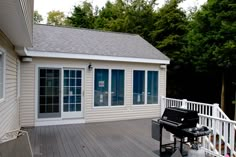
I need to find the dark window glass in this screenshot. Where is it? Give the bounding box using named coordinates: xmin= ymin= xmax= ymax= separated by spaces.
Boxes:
xmin=64 ymin=70 xmax=69 ymax=78
xmin=94 ymin=69 xmax=108 ymax=106
xmin=111 ymin=70 xmax=124 ymax=106
xmin=64 ymin=104 xmax=68 ymax=112
xmin=147 ymin=71 xmax=158 ymax=104
xmin=70 ymin=71 xmax=75 ymax=78
xmin=76 ymin=104 xmax=81 ymax=111
xmin=133 ymin=70 xmax=145 ymax=105
xmin=76 ymin=71 xmax=81 ymax=78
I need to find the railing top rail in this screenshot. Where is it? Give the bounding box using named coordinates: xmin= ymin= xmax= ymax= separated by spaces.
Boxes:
xmin=164 ymin=97 xmax=183 ymax=102
xmin=199 ymin=114 xmax=236 ymax=125
xmin=186 ymin=100 xmax=214 ymax=106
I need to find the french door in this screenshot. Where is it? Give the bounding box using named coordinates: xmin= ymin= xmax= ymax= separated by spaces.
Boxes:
xmin=38 ymin=68 xmax=61 ymax=118
xmin=38 ymin=68 xmax=83 ymax=119
xmin=62 ymin=69 xmax=83 ymax=118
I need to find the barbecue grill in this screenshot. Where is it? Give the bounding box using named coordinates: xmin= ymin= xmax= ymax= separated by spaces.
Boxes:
xmin=152 ymin=107 xmax=212 ymax=156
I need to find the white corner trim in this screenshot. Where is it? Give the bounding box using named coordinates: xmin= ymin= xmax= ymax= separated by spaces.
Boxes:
xmin=15 ymin=46 xmax=28 ymax=56
xmin=27 ymin=50 xmax=170 ymax=64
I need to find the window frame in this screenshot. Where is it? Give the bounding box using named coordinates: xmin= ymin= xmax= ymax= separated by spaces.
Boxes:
xmin=93 ymin=68 xmax=126 ymax=108
xmin=0 ymin=50 xmax=6 ymax=103
xmin=132 ymin=69 xmax=159 ymax=106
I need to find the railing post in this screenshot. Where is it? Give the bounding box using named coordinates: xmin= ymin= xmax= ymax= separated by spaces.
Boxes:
xmin=213 ymin=103 xmax=219 ymax=117
xmin=182 ymin=99 xmax=187 ymax=109
xmin=212 ymin=103 xmax=219 ymax=134
xmin=161 ymin=96 xmax=166 ymax=116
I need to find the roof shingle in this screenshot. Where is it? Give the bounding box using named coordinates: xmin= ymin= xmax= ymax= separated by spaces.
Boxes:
xmin=28 ymin=24 xmax=169 ymax=61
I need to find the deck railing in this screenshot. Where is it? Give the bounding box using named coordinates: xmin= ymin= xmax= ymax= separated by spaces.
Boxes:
xmin=160 ymin=96 xmax=236 ymax=157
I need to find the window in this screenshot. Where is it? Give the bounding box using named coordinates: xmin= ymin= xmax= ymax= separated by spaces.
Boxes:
xmin=0 ymin=52 xmax=4 ymax=100
xmin=94 ymin=69 xmax=109 ymax=106
xmin=133 ymin=70 xmax=145 ymax=105
xmin=147 ymin=71 xmax=158 ymax=104
xmin=111 ymin=70 xmax=124 ymax=106
xmin=94 ymin=69 xmax=125 ymax=107
xmin=133 ymin=70 xmax=159 ymax=105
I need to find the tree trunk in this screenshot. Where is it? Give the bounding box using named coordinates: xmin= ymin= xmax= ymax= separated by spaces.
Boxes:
xmin=221 ymin=72 xmax=225 ymax=111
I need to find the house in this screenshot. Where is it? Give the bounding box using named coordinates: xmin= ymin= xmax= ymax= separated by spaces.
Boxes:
xmin=0 ymin=0 xmax=169 ymax=137
xmin=21 ymin=25 xmax=170 ymax=126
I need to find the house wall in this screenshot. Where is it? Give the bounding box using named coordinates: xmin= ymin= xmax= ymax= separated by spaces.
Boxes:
xmin=0 ymin=30 xmax=20 ymax=137
xmin=20 ymin=57 xmax=167 ymax=126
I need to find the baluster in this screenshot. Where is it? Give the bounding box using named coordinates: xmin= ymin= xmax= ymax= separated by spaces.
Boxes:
xmin=224 ymin=122 xmax=228 ymax=156
xmin=219 ymin=120 xmax=222 ymax=155
xmin=213 ymin=119 xmax=217 ymax=152
xmin=230 ymin=123 xmax=235 ymax=157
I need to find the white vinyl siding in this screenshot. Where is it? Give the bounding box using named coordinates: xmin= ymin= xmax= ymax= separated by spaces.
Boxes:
xmin=0 ymin=51 xmax=4 ymax=100
xmin=0 ymin=30 xmax=20 ymax=137
xmin=17 ymin=59 xmax=20 ymax=98
xmin=20 ymin=57 xmax=167 ymax=126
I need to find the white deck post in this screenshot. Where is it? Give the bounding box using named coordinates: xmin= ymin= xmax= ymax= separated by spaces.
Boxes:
xmin=212 ymin=103 xmax=219 ymax=117
xmin=182 ymin=99 xmax=187 ymax=109
xmin=212 ymin=103 xmax=219 ymax=132
xmin=161 ymin=96 xmax=166 ymax=116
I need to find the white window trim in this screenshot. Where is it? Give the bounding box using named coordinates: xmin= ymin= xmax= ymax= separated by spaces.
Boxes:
xmin=93 ymin=68 xmax=126 ymax=108
xmin=0 ymin=50 xmax=6 ymax=103
xmin=132 ymin=69 xmax=160 ymax=106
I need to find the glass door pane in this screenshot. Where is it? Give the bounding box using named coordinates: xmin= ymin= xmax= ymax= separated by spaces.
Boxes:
xmin=63 ymin=69 xmax=82 ymax=113
xmin=38 ymin=68 xmax=60 ymax=118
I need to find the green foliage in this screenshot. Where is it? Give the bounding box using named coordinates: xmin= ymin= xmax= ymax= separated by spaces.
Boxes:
xmin=47 ymin=10 xmax=65 ymax=26
xmin=150 ymin=0 xmax=188 ymax=63
xmin=186 ymin=0 xmax=236 ymax=72
xmin=66 ymin=2 xmax=95 ymax=28
xmin=34 ymin=11 xmax=43 ymax=24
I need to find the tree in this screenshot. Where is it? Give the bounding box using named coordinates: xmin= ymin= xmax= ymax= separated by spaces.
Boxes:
xmin=186 ymin=0 xmax=236 ymax=111
xmin=47 ymin=10 xmax=65 ymax=26
xmin=94 ymin=0 xmax=157 ymax=40
xmin=150 ymin=0 xmax=188 ymax=64
xmin=67 ymin=2 xmax=95 ymax=28
xmin=34 ymin=11 xmax=43 ymax=24
xmin=123 ymin=0 xmax=157 ymax=40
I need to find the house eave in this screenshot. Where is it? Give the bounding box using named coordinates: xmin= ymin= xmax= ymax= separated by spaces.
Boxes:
xmin=0 ymin=0 xmax=33 ymax=47
xmin=26 ymin=50 xmax=170 ymax=64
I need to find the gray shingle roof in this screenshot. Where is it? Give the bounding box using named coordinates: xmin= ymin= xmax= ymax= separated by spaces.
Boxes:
xmin=28 ymin=24 xmax=169 ymax=61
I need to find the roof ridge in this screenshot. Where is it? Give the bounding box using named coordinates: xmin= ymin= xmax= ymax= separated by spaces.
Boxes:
xmin=34 ymin=24 xmax=139 ymax=37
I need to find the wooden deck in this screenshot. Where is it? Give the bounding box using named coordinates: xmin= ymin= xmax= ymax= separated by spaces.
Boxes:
xmin=24 ymin=118 xmax=170 ymax=157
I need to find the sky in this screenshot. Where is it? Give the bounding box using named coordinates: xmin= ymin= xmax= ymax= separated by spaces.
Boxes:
xmin=34 ymin=0 xmax=207 ymax=23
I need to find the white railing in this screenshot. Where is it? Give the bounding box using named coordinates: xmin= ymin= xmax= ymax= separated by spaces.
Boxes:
xmin=199 ymin=114 xmax=236 ymax=157
xmin=161 ymin=96 xmax=236 ymax=157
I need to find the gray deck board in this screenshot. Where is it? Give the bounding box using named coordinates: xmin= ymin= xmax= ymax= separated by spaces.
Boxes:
xmin=24 ymin=118 xmax=170 ymax=157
